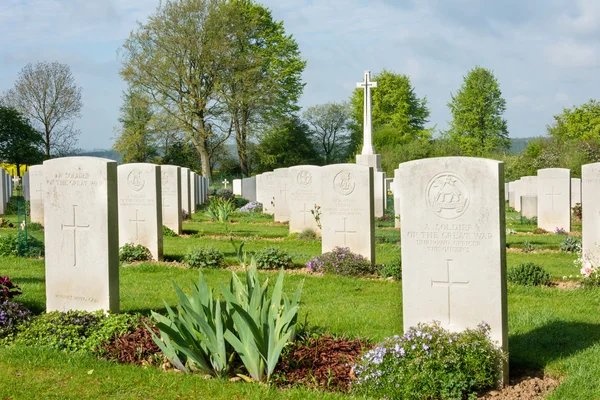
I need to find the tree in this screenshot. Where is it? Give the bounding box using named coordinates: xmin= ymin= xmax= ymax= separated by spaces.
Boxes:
xmin=447 ymin=66 xmax=510 ymax=156
xmin=120 ymin=0 xmax=232 ymax=177
xmin=254 ymin=115 xmax=319 ymax=172
xmin=219 ymin=0 xmax=305 ymax=176
xmin=349 ymin=69 xmax=431 ymax=153
xmin=2 ymin=61 xmax=82 ymax=157
xmin=303 ymin=102 xmax=350 ymax=164
xmin=112 ymin=87 xmax=158 ymax=163
xmin=0 ymin=106 xmax=45 ymax=174
xmin=547 ymin=99 xmax=600 ymax=141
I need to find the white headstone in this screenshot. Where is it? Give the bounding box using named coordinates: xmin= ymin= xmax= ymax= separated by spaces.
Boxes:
xmin=258 ymin=172 xmax=276 ymax=215
xmin=571 ymin=178 xmax=581 ymax=208
xmin=507 ymin=181 xmax=515 ymax=209
xmin=44 ymin=156 xmax=119 ymax=312
xmin=394 ymin=168 xmax=401 ymax=229
xmin=29 ymin=165 xmax=45 ymax=224
xmin=520 ymin=195 xmax=538 ymax=219
xmin=180 ymin=167 xmax=191 ymax=217
xmin=583 ymin=164 xmax=600 ymax=266
xmin=512 ymin=179 xmax=523 ymax=212
xmin=161 ymin=165 xmax=182 ymax=235
xmin=288 ymin=165 xmax=321 ymax=233
xmin=504 ymin=183 xmax=508 ymax=201
xmin=374 ymin=171 xmax=386 ymax=218
xmin=22 ymin=172 xmax=30 ymax=201
xmin=0 ymin=170 xmax=6 ymax=215
xmin=4 ymin=173 xmax=9 ymax=204
xmin=273 ymin=168 xmax=290 ymax=222
xmin=398 ymin=157 xmax=508 ymax=383
xmin=190 ymin=171 xmax=197 ymax=214
xmin=321 ymin=164 xmax=375 ymax=262
xmin=233 ymin=179 xmax=242 ymax=196
xmin=537 ymin=168 xmax=571 ymax=232
xmin=241 ymin=176 xmax=257 ymax=202
xmin=118 ymin=163 xmax=163 ymax=261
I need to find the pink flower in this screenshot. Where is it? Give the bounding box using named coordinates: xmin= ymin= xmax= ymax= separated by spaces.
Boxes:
xmin=581 ymin=261 xmax=593 ymax=276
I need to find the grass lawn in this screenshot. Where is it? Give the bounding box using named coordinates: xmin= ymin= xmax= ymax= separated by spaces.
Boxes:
xmin=1 ymin=202 xmax=598 ymax=399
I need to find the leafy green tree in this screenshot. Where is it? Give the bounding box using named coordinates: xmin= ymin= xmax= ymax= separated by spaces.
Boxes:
xmin=254 ymin=115 xmax=319 ymax=172
xmin=547 ymin=99 xmax=600 ymax=140
xmin=112 ymin=87 xmax=158 ymax=163
xmin=447 ymin=66 xmax=510 ymax=156
xmin=349 ymin=69 xmax=431 ymax=154
xmin=303 ymin=102 xmax=350 ymax=164
xmin=0 ymin=106 xmax=44 ymax=174
xmin=219 ymin=0 xmax=305 ymax=176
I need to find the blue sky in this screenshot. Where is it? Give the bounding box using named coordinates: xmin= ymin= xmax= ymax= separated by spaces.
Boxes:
xmin=1 ymin=0 xmax=599 ymax=150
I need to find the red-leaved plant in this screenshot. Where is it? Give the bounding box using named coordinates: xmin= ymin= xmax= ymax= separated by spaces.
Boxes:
xmin=0 ymin=276 xmax=22 ymax=299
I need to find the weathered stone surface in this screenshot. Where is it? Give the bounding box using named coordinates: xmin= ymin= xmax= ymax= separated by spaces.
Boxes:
xmin=520 ymin=195 xmax=538 ymax=219
xmin=582 ymin=164 xmax=600 ymax=267
xmin=241 ymin=176 xmax=257 ymax=202
xmin=374 ymin=171 xmax=386 ymax=218
xmin=398 ymin=157 xmax=508 ymax=383
xmin=288 ymin=165 xmax=321 ymax=233
xmin=537 ymin=168 xmax=571 ymax=232
xmin=273 ymin=168 xmax=290 ymax=222
xmin=118 ymin=163 xmax=163 ymax=261
xmin=160 ymin=165 xmax=182 ymax=235
xmin=29 ymin=165 xmax=45 ymax=224
xmin=44 ymin=157 xmax=119 ymax=313
xmin=321 ymin=164 xmax=374 ymax=262
xmin=571 ymin=178 xmax=581 ymax=207
xmin=180 ymin=167 xmax=191 ymax=216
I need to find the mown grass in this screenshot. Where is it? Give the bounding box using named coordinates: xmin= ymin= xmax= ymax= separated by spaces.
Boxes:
xmin=1 ymin=201 xmax=598 ymax=399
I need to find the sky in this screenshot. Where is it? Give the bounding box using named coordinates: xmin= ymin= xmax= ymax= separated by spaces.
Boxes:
xmin=1 ymin=0 xmax=599 ymax=151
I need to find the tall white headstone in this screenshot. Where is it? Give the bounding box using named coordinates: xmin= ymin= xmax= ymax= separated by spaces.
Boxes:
xmin=22 ymin=172 xmax=30 ymax=201
xmin=394 ymin=168 xmax=401 ymax=229
xmin=258 ymin=172 xmax=276 ymax=215
xmin=273 ymin=168 xmax=290 ymax=222
xmin=190 ymin=171 xmax=197 ymax=214
xmin=180 ymin=167 xmax=191 ymax=217
xmin=321 ymin=164 xmax=375 ymax=263
xmin=233 ymin=179 xmax=242 ymax=196
xmin=571 ymin=178 xmax=581 ymax=208
xmin=537 ymin=168 xmax=571 ymax=232
xmin=44 ymin=157 xmax=119 ymax=312
xmin=161 ymin=165 xmax=182 ymax=235
xmin=374 ymin=171 xmax=386 ymax=218
xmin=288 ymin=165 xmax=321 ymax=233
xmin=241 ymin=176 xmax=257 ymax=202
xmin=0 ymin=170 xmax=6 ymax=215
xmin=398 ymin=157 xmax=508 ymax=383
xmin=29 ymin=165 xmax=45 ymax=224
xmin=583 ymin=164 xmax=600 ymax=267
xmin=118 ymin=163 xmax=163 ymax=261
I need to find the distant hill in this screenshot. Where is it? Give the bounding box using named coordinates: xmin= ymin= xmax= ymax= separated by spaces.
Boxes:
xmin=509 ymin=137 xmax=541 ymax=154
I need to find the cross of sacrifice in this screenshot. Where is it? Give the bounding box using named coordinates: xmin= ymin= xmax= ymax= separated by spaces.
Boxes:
xmin=334 ymin=217 xmax=357 ymax=246
xmin=12 ymin=175 xmax=20 ymax=187
xmin=545 ymin=186 xmax=561 ymax=210
xmin=61 ymin=205 xmax=90 ymax=267
xmin=431 ymin=259 xmax=469 ymax=326
xmin=356 ymin=70 xmax=378 ymax=155
xmin=222 ymin=179 xmax=229 ymax=188
xmin=130 ymin=209 xmax=146 ymax=241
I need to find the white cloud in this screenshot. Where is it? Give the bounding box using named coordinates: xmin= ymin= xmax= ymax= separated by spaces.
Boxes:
xmin=545 ymin=40 xmax=598 ymax=69
xmin=511 ymin=95 xmax=532 ymax=105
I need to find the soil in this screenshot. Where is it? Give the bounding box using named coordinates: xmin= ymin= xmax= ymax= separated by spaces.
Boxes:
xmin=478 ymin=367 xmax=560 ymax=399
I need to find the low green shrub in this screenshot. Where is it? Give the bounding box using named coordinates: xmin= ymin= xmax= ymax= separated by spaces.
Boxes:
xmin=205 ymin=197 xmax=236 ymax=223
xmin=0 ymin=233 xmax=44 ymax=257
xmin=184 ymin=247 xmax=225 ymax=269
xmin=162 ymin=225 xmax=178 ymax=237
xmin=254 ymin=247 xmax=293 ymax=270
xmin=533 ymin=227 xmax=548 ymax=234
xmin=507 ymin=263 xmax=551 ymax=286
xmin=0 ymin=300 xmax=31 ymax=340
xmin=378 ymin=261 xmax=402 ymax=280
xmin=119 ymin=243 xmax=152 ymax=263
xmin=572 ymin=203 xmax=582 ymax=220
xmin=306 ymin=247 xmax=377 ymax=277
xmin=26 ymin=222 xmax=43 ymax=231
xmin=297 ymin=228 xmax=317 ymax=240
xmin=10 ymin=311 xmax=135 ymax=352
xmin=522 ymin=241 xmax=534 ymax=253
xmin=353 ymin=322 xmax=505 ymax=399
xmin=560 ymin=236 xmax=581 ymax=253
xmin=149 ymin=259 xmax=303 ymax=381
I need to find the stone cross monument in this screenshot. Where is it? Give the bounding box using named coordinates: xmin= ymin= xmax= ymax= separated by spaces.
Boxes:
xmin=355 ymin=70 xmax=382 ymax=172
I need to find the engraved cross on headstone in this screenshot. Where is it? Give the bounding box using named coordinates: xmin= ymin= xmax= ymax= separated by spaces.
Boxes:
xmin=280 ymin=184 xmax=289 ymax=203
xmin=357 ymin=70 xmax=378 ymax=155
xmin=545 ymin=186 xmax=561 ymax=210
xmin=300 ymin=203 xmax=311 ymax=224
xmin=61 ymin=205 xmax=90 ymax=267
xmin=130 ymin=209 xmax=146 ymax=241
xmin=334 ymin=217 xmax=357 ymax=246
xmin=431 ymin=259 xmax=469 ymax=325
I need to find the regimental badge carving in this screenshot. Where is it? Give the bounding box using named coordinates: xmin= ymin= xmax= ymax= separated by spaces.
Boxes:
xmin=297 ymin=170 xmax=312 ymax=186
xmin=333 ymin=170 xmax=355 ymax=196
xmin=127 ymin=170 xmax=145 ymax=192
xmin=426 ymin=173 xmax=469 ymax=219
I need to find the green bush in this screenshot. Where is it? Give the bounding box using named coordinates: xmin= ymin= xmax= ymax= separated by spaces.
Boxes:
xmin=0 ymin=233 xmax=44 ymax=257
xmin=162 ymin=225 xmax=178 ymax=237
xmin=507 ymin=263 xmax=551 ymax=286
xmin=119 ymin=243 xmax=152 ymax=263
xmin=10 ymin=311 xmax=135 ymax=352
xmin=0 ymin=300 xmax=31 ymax=340
xmin=27 ymin=222 xmax=43 ymax=231
xmin=297 ymin=228 xmax=317 ymax=240
xmin=149 ymin=259 xmax=303 ymax=381
xmin=522 ymin=241 xmax=534 ymax=253
xmin=184 ymin=247 xmax=225 ymax=269
xmin=560 ymin=236 xmax=581 ymax=253
xmin=378 ymin=261 xmax=402 ymax=280
xmin=572 ymin=203 xmax=582 ymax=220
xmin=254 ymin=247 xmax=293 ymax=270
xmin=353 ymin=322 xmax=505 ymax=399
xmin=306 ymin=247 xmax=377 ymax=277
xmin=204 ymin=197 xmax=236 ymax=223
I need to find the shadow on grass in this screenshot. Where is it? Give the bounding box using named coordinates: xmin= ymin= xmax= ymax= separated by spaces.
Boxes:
xmin=12 ymin=276 xmax=45 ymax=284
xmin=509 ymin=320 xmax=600 ymax=368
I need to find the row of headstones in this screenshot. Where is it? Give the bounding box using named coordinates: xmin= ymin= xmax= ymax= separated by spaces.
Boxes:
xmin=0 ymin=169 xmax=17 ymax=215
xmin=505 ymin=168 xmax=581 ymax=232
xmin=28 ymin=160 xmax=209 ymax=265
xmin=40 ymin=156 xmax=509 ymax=382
